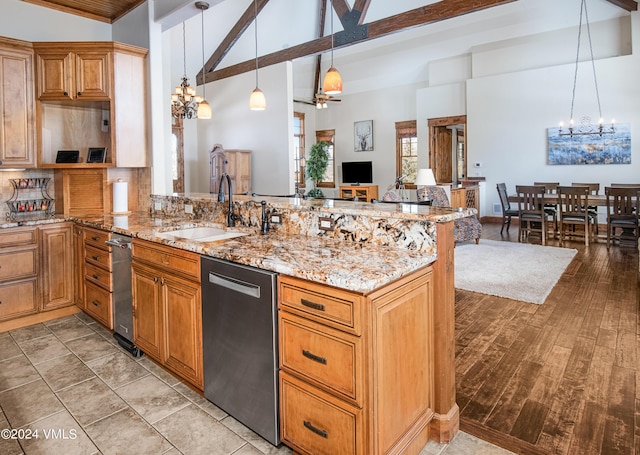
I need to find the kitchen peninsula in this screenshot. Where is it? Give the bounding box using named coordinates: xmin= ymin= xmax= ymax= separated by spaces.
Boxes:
xmin=1 ymin=194 xmax=471 ymax=454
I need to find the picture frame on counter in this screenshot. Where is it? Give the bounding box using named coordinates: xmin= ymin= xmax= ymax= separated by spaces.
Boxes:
xmin=87 ymin=147 xmax=107 ymax=163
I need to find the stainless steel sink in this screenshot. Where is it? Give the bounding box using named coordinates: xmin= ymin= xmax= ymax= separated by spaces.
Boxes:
xmin=155 ymin=226 xmax=248 ymax=242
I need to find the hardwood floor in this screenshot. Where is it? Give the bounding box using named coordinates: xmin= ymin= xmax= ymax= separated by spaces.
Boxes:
xmin=455 ymin=222 xmax=638 ymax=455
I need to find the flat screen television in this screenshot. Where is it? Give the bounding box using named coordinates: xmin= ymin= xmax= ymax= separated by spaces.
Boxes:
xmin=342 ymin=161 xmax=373 ymax=184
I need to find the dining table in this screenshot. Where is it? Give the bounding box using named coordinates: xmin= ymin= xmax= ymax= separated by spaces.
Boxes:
xmin=507 ymin=193 xmax=609 ymax=206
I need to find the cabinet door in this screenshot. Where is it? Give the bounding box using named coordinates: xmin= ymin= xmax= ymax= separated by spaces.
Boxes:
xmin=40 ymin=223 xmax=74 ymax=310
xmin=73 ymin=226 xmax=85 ymax=308
xmin=0 ymin=279 xmax=38 ymax=321
xmin=162 ymin=273 xmax=203 ymax=389
xmin=36 ymin=52 xmax=73 ymax=100
xmin=75 ymin=52 xmax=110 ymax=100
xmin=132 ymin=263 xmax=162 ymax=361
xmin=0 ymin=47 xmax=36 ymax=167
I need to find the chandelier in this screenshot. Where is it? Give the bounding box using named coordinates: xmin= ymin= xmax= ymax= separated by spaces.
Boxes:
xmin=171 ymin=22 xmax=203 ymax=119
xmin=558 ymin=0 xmax=614 ymax=137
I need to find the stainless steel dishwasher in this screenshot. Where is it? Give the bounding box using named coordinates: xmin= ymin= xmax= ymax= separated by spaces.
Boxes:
xmin=201 ymin=256 xmax=279 ymax=446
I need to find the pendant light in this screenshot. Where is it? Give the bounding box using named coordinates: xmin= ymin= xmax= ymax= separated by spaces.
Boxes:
xmin=249 ymin=0 xmax=266 ymax=110
xmin=196 ymin=1 xmax=211 ymax=119
xmin=171 ymin=22 xmax=200 ymax=119
xmin=323 ymin=0 xmax=342 ymax=96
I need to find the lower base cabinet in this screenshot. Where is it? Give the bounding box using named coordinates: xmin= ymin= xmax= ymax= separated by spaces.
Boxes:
xmin=131 ymin=239 xmax=203 ymax=390
xmin=40 ymin=223 xmax=74 ymax=310
xmin=279 ymin=267 xmax=434 ymax=455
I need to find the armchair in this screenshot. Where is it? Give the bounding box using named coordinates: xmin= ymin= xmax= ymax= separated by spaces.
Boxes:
xmin=417 ymin=186 xmax=482 ymax=244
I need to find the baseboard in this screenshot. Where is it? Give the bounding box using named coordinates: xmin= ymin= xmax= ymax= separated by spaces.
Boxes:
xmin=0 ymin=305 xmax=80 ymax=333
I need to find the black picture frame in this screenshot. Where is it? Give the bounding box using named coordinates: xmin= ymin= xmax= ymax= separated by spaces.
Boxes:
xmin=55 ymin=150 xmax=79 ymax=163
xmin=87 ymin=147 xmax=107 ymax=163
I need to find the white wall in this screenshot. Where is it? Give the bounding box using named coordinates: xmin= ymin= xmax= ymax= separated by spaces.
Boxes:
xmin=1 ymin=0 xmax=111 ymax=41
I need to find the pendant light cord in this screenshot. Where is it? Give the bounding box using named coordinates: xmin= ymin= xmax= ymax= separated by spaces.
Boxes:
xmin=182 ymin=22 xmax=187 ymax=78
xmin=254 ymin=0 xmax=259 ymax=87
xmin=201 ymin=7 xmax=206 ymax=98
xmin=570 ymin=0 xmax=602 ymax=122
xmin=330 ymin=0 xmax=334 ymax=66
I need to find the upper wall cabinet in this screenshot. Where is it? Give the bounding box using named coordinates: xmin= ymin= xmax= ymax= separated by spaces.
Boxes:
xmin=33 ymin=42 xmax=148 ymax=168
xmin=36 ymin=51 xmax=110 ymax=101
xmin=0 ymin=37 xmax=36 ymax=168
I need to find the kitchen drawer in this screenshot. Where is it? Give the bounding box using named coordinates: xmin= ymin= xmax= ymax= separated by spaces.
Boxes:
xmin=84 ymin=227 xmax=111 ymax=251
xmin=85 ymin=281 xmax=113 ymax=329
xmin=0 ymin=247 xmax=37 ymax=282
xmin=85 ymin=244 xmax=111 ymax=271
xmin=280 ymin=372 xmax=363 ymax=455
xmin=279 ymin=276 xmax=362 ymax=335
xmin=132 ymin=239 xmax=200 ymax=282
xmin=280 ymin=312 xmax=362 ymax=405
xmin=85 ymin=262 xmax=112 ymax=291
xmin=0 ymin=227 xmax=37 ymax=247
xmin=0 ymin=279 xmax=38 ymax=321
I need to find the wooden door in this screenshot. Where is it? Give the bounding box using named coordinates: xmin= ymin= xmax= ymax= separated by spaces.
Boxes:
xmin=41 ymin=223 xmax=74 ymax=310
xmin=210 ymin=144 xmax=226 ymax=193
xmin=0 ymin=42 xmax=36 ymax=167
xmin=428 ymin=115 xmax=467 ymax=185
xmin=162 ymin=273 xmax=203 ymax=389
xmin=75 ymin=52 xmax=110 ymax=100
xmin=35 ymin=51 xmax=73 ymax=100
xmin=434 ymin=127 xmax=452 ymax=184
xmin=132 ymin=263 xmax=163 ymax=361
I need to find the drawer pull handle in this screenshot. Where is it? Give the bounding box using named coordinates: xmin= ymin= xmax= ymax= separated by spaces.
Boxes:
xmin=92 ymin=274 xmax=99 ymax=279
xmin=302 ymin=349 xmax=327 ymax=365
xmin=92 ymin=300 xmax=101 ymax=307
xmin=303 ymin=421 xmax=328 ymax=439
xmin=92 ymin=236 xmax=99 ymax=241
xmin=92 ymin=256 xmax=100 ymax=261
xmin=301 ymin=298 xmax=325 ymax=312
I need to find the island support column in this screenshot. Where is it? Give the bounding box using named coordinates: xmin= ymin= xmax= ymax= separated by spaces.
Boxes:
xmin=430 ymin=220 xmax=459 ymax=442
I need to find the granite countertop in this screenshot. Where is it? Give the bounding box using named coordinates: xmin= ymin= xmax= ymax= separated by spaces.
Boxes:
xmin=72 ymin=213 xmax=437 ymax=294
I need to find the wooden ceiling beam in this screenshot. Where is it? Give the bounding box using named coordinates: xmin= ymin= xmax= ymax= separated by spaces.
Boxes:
xmin=604 ymin=0 xmax=637 ymax=11
xmin=204 ymin=0 xmax=517 ymax=84
xmin=196 ymin=0 xmax=270 ymax=84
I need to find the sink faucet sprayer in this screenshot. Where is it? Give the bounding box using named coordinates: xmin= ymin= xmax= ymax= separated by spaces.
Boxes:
xmin=218 ymin=173 xmax=238 ymax=227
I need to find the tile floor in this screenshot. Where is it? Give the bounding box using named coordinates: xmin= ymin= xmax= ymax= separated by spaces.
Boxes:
xmin=0 ymin=313 xmax=514 ymax=455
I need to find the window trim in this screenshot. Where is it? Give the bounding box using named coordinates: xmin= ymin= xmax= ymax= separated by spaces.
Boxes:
xmin=395 ymin=120 xmax=418 ymax=190
xmin=315 ymin=129 xmax=336 ymax=188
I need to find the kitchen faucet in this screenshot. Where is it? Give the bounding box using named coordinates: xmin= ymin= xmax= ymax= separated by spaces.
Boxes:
xmin=218 ymin=173 xmax=238 ymax=227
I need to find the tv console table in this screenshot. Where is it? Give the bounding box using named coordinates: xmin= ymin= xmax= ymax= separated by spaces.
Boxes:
xmin=339 ymin=185 xmax=378 ymax=202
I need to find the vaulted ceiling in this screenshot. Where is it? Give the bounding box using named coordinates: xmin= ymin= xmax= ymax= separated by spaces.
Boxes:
xmin=22 ymin=0 xmax=146 ymax=23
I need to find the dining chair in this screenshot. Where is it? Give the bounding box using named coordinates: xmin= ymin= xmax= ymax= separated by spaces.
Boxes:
xmin=515 ymin=185 xmax=548 ymax=245
xmin=571 ymin=182 xmax=600 ymax=234
xmin=418 ymin=186 xmax=482 ymax=244
xmin=557 ymin=185 xmax=593 ymax=246
xmin=496 ymin=183 xmax=519 ymax=234
xmin=605 ymin=186 xmax=640 ymax=249
xmin=533 ymin=181 xmax=559 ymax=236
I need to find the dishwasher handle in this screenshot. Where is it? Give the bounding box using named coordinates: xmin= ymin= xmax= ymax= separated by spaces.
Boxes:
xmin=209 ymin=272 xmax=261 ymax=298
xmin=105 ymin=238 xmax=132 ymax=249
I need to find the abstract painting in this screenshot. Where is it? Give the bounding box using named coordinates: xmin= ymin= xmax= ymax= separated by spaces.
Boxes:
xmin=547 ymin=122 xmax=631 ymax=165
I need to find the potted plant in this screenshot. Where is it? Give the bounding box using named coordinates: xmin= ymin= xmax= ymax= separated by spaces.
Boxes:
xmin=306 ymin=141 xmax=330 ymax=198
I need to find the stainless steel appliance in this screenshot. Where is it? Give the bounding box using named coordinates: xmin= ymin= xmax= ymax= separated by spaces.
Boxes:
xmin=201 ymin=257 xmax=279 ymax=446
xmin=106 ymin=233 xmax=142 ymax=358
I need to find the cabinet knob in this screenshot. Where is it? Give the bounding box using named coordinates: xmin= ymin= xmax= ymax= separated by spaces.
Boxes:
xmin=92 ymin=274 xmax=99 ymax=280
xmin=63 ymin=91 xmax=68 ymax=96
xmin=92 ymin=300 xmax=100 ymax=307
xmin=92 ymin=256 xmax=99 ymax=261
xmin=153 ymin=277 xmax=158 ymax=283
xmin=77 ymin=91 xmax=82 ymax=96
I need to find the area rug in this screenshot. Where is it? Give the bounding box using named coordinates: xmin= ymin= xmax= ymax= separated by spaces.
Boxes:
xmin=454 ymin=240 xmax=577 ymax=304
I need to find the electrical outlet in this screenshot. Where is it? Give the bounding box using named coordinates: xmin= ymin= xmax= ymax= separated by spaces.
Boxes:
xmin=270 ymin=213 xmax=282 ymax=224
xmin=318 ymin=216 xmax=334 ymax=231
xmin=474 ymin=162 xmax=482 ymax=168
xmin=184 ymin=204 xmax=193 ymax=214
xmin=154 ymin=201 xmax=162 ymax=211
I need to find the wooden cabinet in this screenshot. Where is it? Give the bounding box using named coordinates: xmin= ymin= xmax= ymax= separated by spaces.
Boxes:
xmin=450 ymin=184 xmax=479 ymax=211
xmin=0 ymin=37 xmax=36 ymax=168
xmin=35 ymin=50 xmax=109 ymax=101
xmin=278 ymin=269 xmax=434 ymax=455
xmin=40 ymin=223 xmax=74 ymax=310
xmin=0 ymin=226 xmax=38 ymax=321
xmin=33 ymin=41 xmax=148 ymax=168
xmin=132 ymin=239 xmax=203 ymax=389
xmin=209 ymin=145 xmax=252 ymax=194
xmin=73 ymin=225 xmax=85 ymax=308
xmin=339 ymin=185 xmax=378 ymax=202
xmin=81 ymin=226 xmax=113 ymax=329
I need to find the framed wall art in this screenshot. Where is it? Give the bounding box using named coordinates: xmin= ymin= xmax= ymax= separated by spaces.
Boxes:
xmin=354 ymin=120 xmax=373 ymax=152
xmin=547 ymin=122 xmax=631 ymax=165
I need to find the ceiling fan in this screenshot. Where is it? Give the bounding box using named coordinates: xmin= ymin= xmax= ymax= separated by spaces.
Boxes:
xmin=294 ymin=48 xmax=341 ymax=109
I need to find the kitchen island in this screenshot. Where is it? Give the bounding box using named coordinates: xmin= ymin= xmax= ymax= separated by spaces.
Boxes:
xmin=2 ymin=194 xmax=471 ymax=454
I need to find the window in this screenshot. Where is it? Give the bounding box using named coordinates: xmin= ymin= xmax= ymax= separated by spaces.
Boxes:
xmin=293 ymin=112 xmax=306 ymax=191
xmin=395 ymin=121 xmax=418 ymax=189
xmin=315 ymin=129 xmax=335 ymax=188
